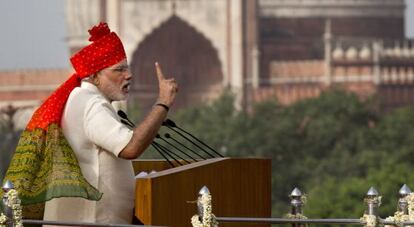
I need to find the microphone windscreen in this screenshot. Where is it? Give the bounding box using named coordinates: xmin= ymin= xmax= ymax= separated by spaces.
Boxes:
xmin=117 ymin=110 xmax=128 ymax=119
xmin=164 ymin=119 xmax=177 ymax=127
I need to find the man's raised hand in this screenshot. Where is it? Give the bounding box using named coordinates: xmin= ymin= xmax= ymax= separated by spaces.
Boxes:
xmin=155 ymin=62 xmax=178 ymax=108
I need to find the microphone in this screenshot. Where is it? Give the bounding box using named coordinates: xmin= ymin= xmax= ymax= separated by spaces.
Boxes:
xmin=117 ymin=110 xmax=186 ymax=166
xmin=120 ymin=119 xmax=134 ymax=129
xmin=118 ymin=110 xmax=135 ymax=128
xmin=164 ymin=133 xmax=206 ymax=160
xmin=162 ymin=119 xmax=224 ymax=158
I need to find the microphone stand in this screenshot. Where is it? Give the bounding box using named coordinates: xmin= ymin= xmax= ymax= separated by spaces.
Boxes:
xmin=176 ymin=127 xmax=224 ymax=158
xmin=151 ymin=142 xmax=184 ymax=167
xmin=150 ymin=143 xmax=175 ymax=168
xmin=153 ymin=136 xmax=191 ymax=164
xmin=163 ymin=125 xmax=215 ymax=158
xmin=163 ymin=119 xmax=224 ymax=158
xmin=164 ymin=133 xmax=206 ymax=160
xmin=156 ymin=135 xmax=198 ymax=162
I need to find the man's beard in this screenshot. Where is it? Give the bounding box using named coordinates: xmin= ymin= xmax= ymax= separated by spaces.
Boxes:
xmin=102 ymin=82 xmax=129 ymax=101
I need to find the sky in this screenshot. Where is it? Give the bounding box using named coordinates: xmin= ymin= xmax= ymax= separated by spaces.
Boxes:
xmin=0 ymin=0 xmax=68 ymax=69
xmin=0 ymin=0 xmax=413 ymax=70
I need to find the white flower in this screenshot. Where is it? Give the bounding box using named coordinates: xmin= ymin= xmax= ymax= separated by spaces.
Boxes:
xmin=0 ymin=213 xmax=7 ymax=224
xmin=361 ymin=214 xmax=376 ymax=227
xmin=5 ymin=190 xmax=18 ymax=207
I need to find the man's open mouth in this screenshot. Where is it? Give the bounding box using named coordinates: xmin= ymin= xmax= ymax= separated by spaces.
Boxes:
xmin=122 ymin=83 xmax=130 ymax=93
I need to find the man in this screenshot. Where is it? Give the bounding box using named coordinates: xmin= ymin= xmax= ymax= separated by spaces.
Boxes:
xmin=3 ymin=22 xmax=177 ymax=224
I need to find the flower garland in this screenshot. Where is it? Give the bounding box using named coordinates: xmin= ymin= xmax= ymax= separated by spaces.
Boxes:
xmin=191 ymin=194 xmax=218 ymax=227
xmin=383 ymin=193 xmax=414 ymax=227
xmin=385 ymin=193 xmax=414 ymax=227
xmin=0 ymin=213 xmax=6 ymax=227
xmin=407 ymin=193 xmax=414 ymax=221
xmin=360 ymin=214 xmax=377 ymax=227
xmin=0 ymin=189 xmax=23 ymax=227
xmin=384 ymin=211 xmax=408 ymax=227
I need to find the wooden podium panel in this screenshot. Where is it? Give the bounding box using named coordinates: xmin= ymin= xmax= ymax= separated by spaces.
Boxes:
xmin=133 ymin=158 xmax=271 ymax=227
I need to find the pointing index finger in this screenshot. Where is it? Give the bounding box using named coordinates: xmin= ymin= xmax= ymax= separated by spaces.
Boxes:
xmin=155 ymin=62 xmax=165 ymax=81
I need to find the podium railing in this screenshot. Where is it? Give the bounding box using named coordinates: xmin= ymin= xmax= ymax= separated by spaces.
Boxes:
xmin=192 ymin=185 xmax=414 ymax=227
xmin=5 ymin=179 xmax=414 ymax=226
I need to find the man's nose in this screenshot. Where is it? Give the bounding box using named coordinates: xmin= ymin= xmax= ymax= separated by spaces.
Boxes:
xmin=124 ymin=70 xmax=132 ymax=80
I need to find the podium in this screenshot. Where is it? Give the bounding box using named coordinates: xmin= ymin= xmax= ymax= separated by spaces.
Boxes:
xmin=132 ymin=158 xmax=271 ymax=227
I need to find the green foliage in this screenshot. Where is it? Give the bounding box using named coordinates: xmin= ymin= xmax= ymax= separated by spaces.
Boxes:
xmin=305 ymin=163 xmax=414 ymax=218
xmin=148 ymin=88 xmax=414 ymax=218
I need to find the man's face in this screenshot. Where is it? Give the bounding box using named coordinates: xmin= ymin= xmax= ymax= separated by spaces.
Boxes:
xmin=96 ymin=59 xmax=131 ymax=102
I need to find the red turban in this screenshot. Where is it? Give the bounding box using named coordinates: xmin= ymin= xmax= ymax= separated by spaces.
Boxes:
xmin=27 ymin=22 xmax=126 ymax=130
xmin=71 ymin=22 xmax=126 ymax=78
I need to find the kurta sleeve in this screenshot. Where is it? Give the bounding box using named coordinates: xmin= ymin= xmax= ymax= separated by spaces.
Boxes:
xmin=83 ymin=97 xmax=133 ymax=157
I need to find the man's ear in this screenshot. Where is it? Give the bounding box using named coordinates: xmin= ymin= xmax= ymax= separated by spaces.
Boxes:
xmin=91 ymin=72 xmax=101 ymax=86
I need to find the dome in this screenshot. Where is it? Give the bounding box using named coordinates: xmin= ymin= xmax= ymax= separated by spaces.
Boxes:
xmin=345 ymin=46 xmax=358 ymax=60
xmin=332 ymin=44 xmax=344 ymax=60
xmin=393 ymin=42 xmax=402 ymax=57
xmin=359 ymin=44 xmax=371 ymax=60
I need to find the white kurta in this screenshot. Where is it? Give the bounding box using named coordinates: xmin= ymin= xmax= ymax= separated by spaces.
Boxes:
xmin=44 ymin=82 xmax=135 ymax=224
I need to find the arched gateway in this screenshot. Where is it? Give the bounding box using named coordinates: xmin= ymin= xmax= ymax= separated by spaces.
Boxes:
xmin=129 ymin=15 xmax=223 ymax=113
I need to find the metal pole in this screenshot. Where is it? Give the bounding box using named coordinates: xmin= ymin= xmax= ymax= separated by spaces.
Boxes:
xmin=365 ymin=187 xmax=379 ymax=216
xmin=197 ymin=186 xmax=210 ymax=223
xmin=398 ymin=184 xmax=411 ymax=214
xmin=290 ymin=187 xmax=304 ymax=227
xmin=2 ymin=180 xmax=14 ymax=227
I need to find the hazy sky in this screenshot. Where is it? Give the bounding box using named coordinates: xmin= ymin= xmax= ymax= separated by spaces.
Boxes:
xmin=0 ymin=0 xmax=413 ymax=70
xmin=0 ymin=0 xmax=68 ymax=69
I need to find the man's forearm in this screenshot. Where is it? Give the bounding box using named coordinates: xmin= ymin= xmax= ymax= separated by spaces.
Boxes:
xmin=118 ymin=105 xmax=167 ymax=159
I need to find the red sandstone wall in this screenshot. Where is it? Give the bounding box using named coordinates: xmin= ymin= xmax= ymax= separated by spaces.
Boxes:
xmin=0 ymin=69 xmax=71 ymax=106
